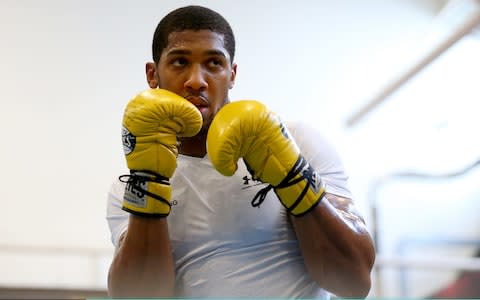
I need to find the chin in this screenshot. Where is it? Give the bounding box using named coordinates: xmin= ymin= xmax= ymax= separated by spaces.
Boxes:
xmin=198 ymin=125 xmax=210 ymax=136
xmin=201 ymin=116 xmax=213 ymax=131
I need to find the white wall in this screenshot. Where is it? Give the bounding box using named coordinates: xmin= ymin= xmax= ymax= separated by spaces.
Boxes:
xmin=1 ymin=0 xmax=478 ymax=297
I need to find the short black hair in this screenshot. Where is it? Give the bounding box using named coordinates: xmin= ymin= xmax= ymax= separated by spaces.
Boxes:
xmin=152 ymin=5 xmax=236 ymax=64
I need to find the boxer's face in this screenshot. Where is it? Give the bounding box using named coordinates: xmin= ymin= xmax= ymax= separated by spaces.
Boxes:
xmin=147 ymin=30 xmax=237 ymax=133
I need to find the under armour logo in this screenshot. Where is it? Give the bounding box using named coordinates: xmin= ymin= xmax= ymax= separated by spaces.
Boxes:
xmin=241 ymin=175 xmax=263 ymax=190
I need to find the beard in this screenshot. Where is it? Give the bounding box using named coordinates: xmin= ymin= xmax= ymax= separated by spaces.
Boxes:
xmin=198 ymin=98 xmax=229 ymax=135
xmin=195 ymin=118 xmax=212 ymax=137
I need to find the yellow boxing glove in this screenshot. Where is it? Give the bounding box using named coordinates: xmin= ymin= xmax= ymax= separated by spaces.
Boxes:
xmin=120 ymin=89 xmax=202 ymax=217
xmin=207 ymin=100 xmax=325 ymax=216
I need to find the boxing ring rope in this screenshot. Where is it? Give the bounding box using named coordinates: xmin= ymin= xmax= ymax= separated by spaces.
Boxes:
xmin=372 ymin=255 xmax=480 ymax=298
xmin=346 ymin=0 xmax=480 ymax=127
xmin=345 ymin=0 xmax=480 ymax=290
xmin=368 ymin=158 xmax=480 ymax=297
xmin=2 ymin=244 xmax=480 ymax=296
xmin=345 ymin=0 xmax=480 ymax=295
xmin=375 ymin=255 xmax=480 ymax=271
xmin=0 ymin=243 xmax=112 ymax=290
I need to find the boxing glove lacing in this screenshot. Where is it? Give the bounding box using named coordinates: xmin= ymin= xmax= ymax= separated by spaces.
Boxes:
xmin=119 ymin=170 xmax=171 ymax=207
xmin=251 ymin=155 xmax=323 ymax=214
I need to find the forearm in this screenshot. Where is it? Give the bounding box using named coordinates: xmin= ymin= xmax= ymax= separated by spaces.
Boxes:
xmin=108 ymin=216 xmax=175 ymax=298
xmin=291 ymin=194 xmax=375 ymax=298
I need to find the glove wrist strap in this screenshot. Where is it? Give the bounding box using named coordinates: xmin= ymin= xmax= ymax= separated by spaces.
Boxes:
xmin=119 ymin=170 xmax=171 ymax=218
xmin=251 ymin=155 xmax=325 ymax=216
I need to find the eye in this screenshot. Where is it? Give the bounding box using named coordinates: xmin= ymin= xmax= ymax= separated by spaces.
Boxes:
xmin=172 ymin=57 xmax=188 ymax=67
xmin=207 ymin=58 xmax=224 ymax=69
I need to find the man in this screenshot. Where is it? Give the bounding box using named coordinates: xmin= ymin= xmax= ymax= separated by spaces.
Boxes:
xmin=107 ymin=5 xmax=375 ymax=299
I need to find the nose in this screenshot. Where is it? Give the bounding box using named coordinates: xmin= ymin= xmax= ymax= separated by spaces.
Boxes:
xmin=184 ymin=64 xmax=208 ymax=91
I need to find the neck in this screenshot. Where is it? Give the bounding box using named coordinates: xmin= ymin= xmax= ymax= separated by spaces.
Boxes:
xmin=178 ymin=133 xmax=207 ymax=157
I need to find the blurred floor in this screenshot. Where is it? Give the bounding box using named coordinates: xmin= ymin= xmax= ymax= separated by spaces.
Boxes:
xmin=0 ymin=286 xmax=107 ymax=300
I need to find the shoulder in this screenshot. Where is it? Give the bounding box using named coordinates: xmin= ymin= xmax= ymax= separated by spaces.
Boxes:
xmin=286 ymin=121 xmax=342 ymax=163
xmin=286 ymin=121 xmax=352 ymax=199
xmin=108 ymin=176 xmax=126 ymax=201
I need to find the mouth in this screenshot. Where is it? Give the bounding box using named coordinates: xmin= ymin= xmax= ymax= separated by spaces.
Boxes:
xmin=185 ymin=95 xmax=209 ymax=112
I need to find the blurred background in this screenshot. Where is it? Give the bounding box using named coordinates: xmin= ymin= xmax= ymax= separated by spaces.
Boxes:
xmin=1 ymin=0 xmax=479 ymax=298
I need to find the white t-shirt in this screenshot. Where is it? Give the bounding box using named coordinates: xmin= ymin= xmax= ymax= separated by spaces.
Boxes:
xmin=106 ymin=122 xmax=352 ymax=298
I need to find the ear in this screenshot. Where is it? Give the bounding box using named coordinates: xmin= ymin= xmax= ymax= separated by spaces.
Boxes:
xmin=229 ymin=63 xmax=237 ymax=89
xmin=145 ymin=62 xmax=158 ymax=88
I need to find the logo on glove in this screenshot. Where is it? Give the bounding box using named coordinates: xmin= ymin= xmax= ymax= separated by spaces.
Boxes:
xmin=301 ymin=164 xmax=323 ymax=194
xmin=124 ymin=178 xmax=147 ymax=207
xmin=122 ymin=126 xmax=136 ymax=155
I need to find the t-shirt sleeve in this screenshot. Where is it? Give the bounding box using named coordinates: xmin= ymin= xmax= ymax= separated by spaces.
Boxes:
xmin=287 ymin=121 xmax=352 ymax=199
xmin=106 ymin=179 xmax=129 ymax=248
